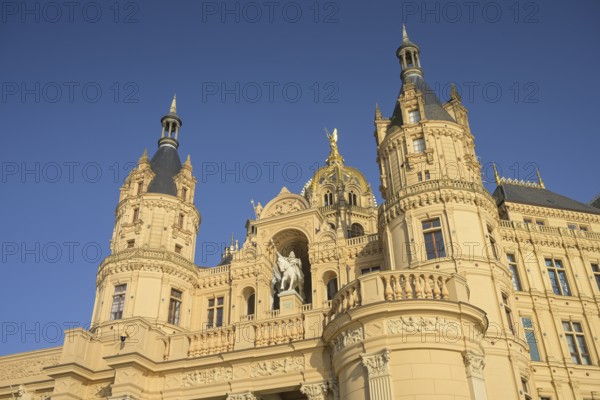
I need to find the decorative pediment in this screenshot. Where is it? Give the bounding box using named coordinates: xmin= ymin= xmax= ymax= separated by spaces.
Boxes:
xmin=261 ymin=189 xmax=309 ymax=218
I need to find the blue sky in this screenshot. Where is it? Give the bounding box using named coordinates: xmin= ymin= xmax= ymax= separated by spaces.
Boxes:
xmin=1 ymin=0 xmax=599 ymax=355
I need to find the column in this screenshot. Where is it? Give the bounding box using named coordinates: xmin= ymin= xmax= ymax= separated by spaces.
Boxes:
xmin=463 ymin=351 xmax=489 ymax=400
xmin=360 ymin=348 xmax=393 ymax=400
xmin=300 ymin=382 xmax=328 ymax=400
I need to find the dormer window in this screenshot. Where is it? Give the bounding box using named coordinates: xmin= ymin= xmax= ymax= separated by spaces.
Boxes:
xmin=324 ymin=191 xmax=333 ymax=206
xmin=408 ymin=110 xmax=421 ymax=124
xmin=348 ymin=191 xmax=358 ymax=206
xmin=413 ymin=137 xmax=425 ymax=153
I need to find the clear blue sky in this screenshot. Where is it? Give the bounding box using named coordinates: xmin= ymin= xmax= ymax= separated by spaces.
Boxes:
xmin=1 ymin=0 xmax=599 ymax=355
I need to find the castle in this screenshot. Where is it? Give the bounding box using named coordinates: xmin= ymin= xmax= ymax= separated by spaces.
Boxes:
xmin=2 ymin=26 xmax=600 ymax=400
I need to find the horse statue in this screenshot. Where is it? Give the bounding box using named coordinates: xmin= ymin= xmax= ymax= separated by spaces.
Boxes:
xmin=270 ymin=240 xmax=305 ymax=300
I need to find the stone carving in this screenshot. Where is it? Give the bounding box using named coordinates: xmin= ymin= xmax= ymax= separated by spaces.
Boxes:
xmin=14 ymin=385 xmax=33 ymax=400
xmin=0 ymin=354 xmax=60 ymax=381
xmin=333 ymin=326 xmax=364 ymax=353
xmin=250 ymin=356 xmax=304 ymax=377
xmin=361 ymin=349 xmax=391 ymax=377
xmin=182 ymin=367 xmax=233 ymax=386
xmin=88 ymin=384 xmax=112 ymax=399
xmin=463 ymin=351 xmax=486 ymax=378
xmin=226 ymin=393 xmax=256 ymax=400
xmin=271 ymin=240 xmax=304 ymax=297
xmin=251 ymin=199 xmax=263 ymax=219
xmin=386 ymin=316 xmax=453 ymax=335
xmin=265 ymin=199 xmax=304 ymax=217
xmin=300 ymin=382 xmax=329 ymax=400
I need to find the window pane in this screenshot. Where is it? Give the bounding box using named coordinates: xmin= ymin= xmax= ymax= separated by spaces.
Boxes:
xmin=565 ymin=335 xmax=579 ymax=363
xmin=509 ymin=265 xmax=522 ymax=291
xmin=558 ymin=271 xmax=571 ymax=295
xmin=208 ymin=299 xmax=215 ymax=307
xmin=525 ymin=330 xmax=541 ymax=361
xmin=548 ymin=271 xmax=561 ymax=295
xmin=592 ymin=264 xmax=600 ymax=273
xmin=207 ymin=309 xmax=214 ymax=325
xmin=216 ymin=308 xmax=223 ymax=327
xmin=217 ymin=297 xmax=224 ymax=306
xmin=562 ymin=321 xmax=571 ymax=331
xmin=572 ymin=322 xmax=582 ymax=332
xmin=507 ymin=254 xmax=515 ymax=263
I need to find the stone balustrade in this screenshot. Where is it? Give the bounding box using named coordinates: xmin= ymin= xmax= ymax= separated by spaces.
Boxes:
xmin=499 ymin=219 xmax=600 ymax=241
xmin=187 ymin=326 xmax=236 ymax=357
xmin=255 ymin=315 xmax=305 ymax=346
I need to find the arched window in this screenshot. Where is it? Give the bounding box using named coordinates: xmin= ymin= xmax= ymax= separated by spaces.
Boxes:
xmin=247 ymin=292 xmax=255 ymax=316
xmin=326 ymin=277 xmax=338 ymax=301
xmin=324 ymin=191 xmax=333 ymax=206
xmin=348 ymin=191 xmax=358 ymax=206
xmin=348 ymin=223 xmax=364 ymax=238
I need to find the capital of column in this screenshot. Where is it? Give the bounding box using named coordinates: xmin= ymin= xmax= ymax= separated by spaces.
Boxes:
xmin=226 ymin=392 xmax=257 ymax=400
xmin=300 ymin=382 xmax=328 ymax=400
xmin=360 ymin=348 xmax=391 ymax=377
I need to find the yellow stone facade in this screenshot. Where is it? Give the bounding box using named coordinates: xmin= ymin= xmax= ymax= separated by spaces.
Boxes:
xmin=2 ymin=29 xmax=600 ymax=400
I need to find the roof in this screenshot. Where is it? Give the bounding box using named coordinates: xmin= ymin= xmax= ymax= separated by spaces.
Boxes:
xmin=492 ymin=183 xmax=600 ymax=215
xmin=147 ymin=145 xmax=182 ymax=196
xmin=387 ymin=74 xmax=455 ymax=133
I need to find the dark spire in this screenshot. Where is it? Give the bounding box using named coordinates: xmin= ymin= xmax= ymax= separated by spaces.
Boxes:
xmin=158 ymin=95 xmax=182 ymax=149
xmin=147 ymin=97 xmax=183 ymax=196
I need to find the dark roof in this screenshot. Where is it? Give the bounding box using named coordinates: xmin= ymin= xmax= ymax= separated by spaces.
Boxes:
xmin=147 ymin=145 xmax=182 ymax=196
xmin=387 ymin=75 xmax=455 ymax=133
xmin=492 ymin=183 xmax=600 ymax=215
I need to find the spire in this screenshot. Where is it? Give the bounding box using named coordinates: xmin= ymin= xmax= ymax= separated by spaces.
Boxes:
xmin=375 ymin=103 xmax=382 ymax=120
xmin=170 ymin=94 xmax=177 ymax=114
xmin=396 ymin=24 xmax=423 ymax=83
xmin=138 ymin=148 xmax=148 ymax=164
xmin=536 ymin=168 xmax=545 ymax=189
xmin=159 ymin=95 xmax=183 ymax=149
xmin=450 ymin=83 xmax=461 ymax=101
xmin=325 ymin=128 xmax=344 ymax=166
xmin=492 ymin=162 xmax=501 ymax=185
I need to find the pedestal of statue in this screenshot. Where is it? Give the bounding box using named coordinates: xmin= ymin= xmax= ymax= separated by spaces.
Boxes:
xmin=278 ymin=290 xmax=303 ymax=316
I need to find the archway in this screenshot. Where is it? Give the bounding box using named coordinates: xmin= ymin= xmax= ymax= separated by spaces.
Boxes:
xmin=271 ymin=228 xmax=312 ymax=307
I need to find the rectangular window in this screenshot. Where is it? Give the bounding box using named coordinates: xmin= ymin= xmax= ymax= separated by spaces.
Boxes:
xmin=422 ymin=218 xmax=446 ymax=260
xmin=182 ymin=187 xmax=188 ymax=201
xmin=178 ymin=213 xmax=184 ymax=228
xmin=417 ymin=172 xmax=423 ymax=182
xmin=424 ymin=170 xmax=430 ymax=180
xmin=126 ymin=239 xmax=135 ymax=249
xmin=545 ymin=258 xmax=571 ymax=296
xmin=413 ymin=137 xmax=426 ymax=153
xmin=523 ymin=217 xmax=533 ymax=224
xmin=175 ymin=244 xmax=182 ymax=254
xmin=563 ymin=320 xmax=591 ymax=365
xmin=487 ymin=226 xmax=498 ymax=260
xmin=408 ymin=110 xmax=421 ymax=124
xmin=502 ymin=293 xmax=515 ymax=335
xmin=168 ymin=289 xmax=182 ymax=325
xmin=522 ymin=317 xmax=541 ymax=361
xmin=507 ymin=254 xmax=523 ymax=291
xmin=521 ymin=378 xmax=532 ymax=400
xmin=207 ymin=296 xmax=224 ymax=328
xmin=567 ymin=223 xmax=578 ymax=230
xmin=535 ymin=219 xmax=545 ymax=226
xmin=360 ymin=265 xmax=381 ymax=275
xmin=592 ymin=263 xmax=600 ymax=291
xmin=132 ymin=208 xmax=140 ymax=223
xmin=137 ymin=181 xmax=143 ymax=195
xmin=110 ymin=284 xmax=127 ymax=320
xmin=580 ymin=225 xmax=589 ymax=232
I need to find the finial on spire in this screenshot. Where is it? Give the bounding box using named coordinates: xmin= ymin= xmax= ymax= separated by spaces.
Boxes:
xmin=325 ymin=128 xmax=344 ymax=165
xmin=375 ymin=103 xmax=382 ymax=120
xmin=402 ymin=23 xmax=409 ymax=43
xmin=536 ymin=168 xmax=545 ymax=189
xmin=450 ymin=83 xmax=461 ymax=101
xmin=492 ymin=162 xmax=501 ymax=185
xmin=138 ymin=148 xmax=149 ymax=164
xmin=170 ymin=94 xmax=177 ymax=114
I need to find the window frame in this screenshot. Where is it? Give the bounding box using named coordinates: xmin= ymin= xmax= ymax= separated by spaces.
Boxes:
xmin=168 ymin=288 xmax=182 ymax=326
xmin=507 ymin=253 xmax=523 ymax=291
xmin=413 ymin=137 xmax=426 ymax=153
xmin=562 ymin=320 xmax=591 ymax=365
xmin=521 ymin=317 xmax=541 ymax=361
xmin=422 ymin=218 xmax=446 ymax=260
xmin=501 ymin=293 xmax=515 ymax=335
xmin=545 ymin=258 xmax=571 ymax=296
xmin=591 ymin=263 xmax=600 ymax=291
xmin=207 ymin=296 xmax=225 ymax=329
xmin=110 ymin=284 xmax=127 ymax=320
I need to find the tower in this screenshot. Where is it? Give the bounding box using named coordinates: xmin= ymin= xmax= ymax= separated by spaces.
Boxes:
xmin=371 ymin=26 xmax=529 ymax=399
xmin=91 ymin=97 xmax=201 ymax=330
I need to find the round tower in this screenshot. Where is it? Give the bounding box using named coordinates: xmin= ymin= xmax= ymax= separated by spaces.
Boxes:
xmin=90 ymin=97 xmax=200 ymax=332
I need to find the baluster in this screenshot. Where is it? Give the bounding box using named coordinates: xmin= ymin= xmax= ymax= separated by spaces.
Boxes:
xmin=200 ymin=332 xmax=207 ymax=355
xmin=298 ymin=317 xmax=305 ymax=339
xmin=404 ymin=274 xmax=412 ymax=299
xmin=348 ymin=287 xmax=356 ymax=308
xmin=414 ymin=274 xmax=424 ymax=298
xmin=383 ymin=276 xmax=393 ymax=300
xmin=276 ymin=321 xmax=284 ymax=343
xmin=432 ymin=275 xmax=441 ymax=299
xmin=423 ymin=275 xmax=433 ymax=299
xmin=393 ymin=275 xmax=402 ymax=299
xmin=268 ymin=322 xmax=275 ymax=345
xmin=441 ymin=278 xmax=450 ymax=299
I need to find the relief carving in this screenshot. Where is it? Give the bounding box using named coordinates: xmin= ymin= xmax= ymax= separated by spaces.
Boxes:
xmin=332 ymin=326 xmax=364 ymax=353
xmin=0 ymin=354 xmax=60 ymax=382
xmin=463 ymin=351 xmax=485 ymax=378
xmin=361 ymin=349 xmax=391 ymax=377
xmin=250 ymin=356 xmax=304 ymax=377
xmin=386 ymin=316 xmax=453 ymax=335
xmin=182 ymin=367 xmax=233 ymax=386
xmin=265 ymin=199 xmax=305 ymax=217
